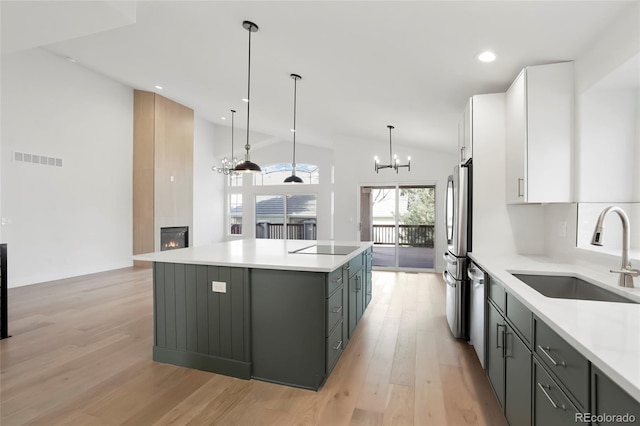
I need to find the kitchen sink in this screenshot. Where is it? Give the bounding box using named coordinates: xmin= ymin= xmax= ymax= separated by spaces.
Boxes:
xmin=512 ymin=274 xmax=637 ymax=304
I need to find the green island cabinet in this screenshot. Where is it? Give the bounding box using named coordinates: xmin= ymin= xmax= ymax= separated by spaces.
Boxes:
xmin=485 ymin=268 xmax=640 ymax=426
xmin=152 ymin=247 xmax=372 ymax=391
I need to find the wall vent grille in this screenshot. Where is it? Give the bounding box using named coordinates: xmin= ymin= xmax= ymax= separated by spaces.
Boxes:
xmin=13 ymin=151 xmax=63 ymax=167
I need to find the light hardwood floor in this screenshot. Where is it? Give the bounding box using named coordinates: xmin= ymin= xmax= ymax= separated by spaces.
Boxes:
xmin=0 ymin=268 xmax=506 ymax=426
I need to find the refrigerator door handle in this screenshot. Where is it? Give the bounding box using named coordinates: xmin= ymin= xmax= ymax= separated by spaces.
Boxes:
xmin=443 ymin=252 xmax=458 ymax=265
xmin=467 ymin=267 xmax=485 ymax=284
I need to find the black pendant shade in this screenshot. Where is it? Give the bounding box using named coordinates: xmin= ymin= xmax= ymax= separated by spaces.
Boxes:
xmin=284 ymin=73 xmax=303 ymax=183
xmin=234 ymin=160 xmax=262 ymax=173
xmin=234 ymin=20 xmax=261 ymax=173
xmin=283 ymin=174 xmax=304 ymax=183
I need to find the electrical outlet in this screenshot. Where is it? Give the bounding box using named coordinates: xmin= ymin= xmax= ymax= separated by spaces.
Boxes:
xmin=559 ymin=221 xmax=567 ymax=238
xmin=211 ymin=281 xmax=227 ymax=293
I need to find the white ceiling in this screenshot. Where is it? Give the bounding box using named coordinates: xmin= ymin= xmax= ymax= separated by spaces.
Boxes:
xmin=1 ymin=1 xmax=635 ymax=154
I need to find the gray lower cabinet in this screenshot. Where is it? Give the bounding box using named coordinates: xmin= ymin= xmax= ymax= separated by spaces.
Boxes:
xmin=591 ymin=367 xmax=640 ymax=425
xmin=487 ymin=300 xmax=532 ymax=426
xmin=348 ymin=266 xmax=364 ymax=338
xmin=364 ymin=248 xmax=372 ymax=308
xmin=487 ymin=301 xmax=506 ymax=409
xmin=533 ymin=358 xmax=581 ymax=425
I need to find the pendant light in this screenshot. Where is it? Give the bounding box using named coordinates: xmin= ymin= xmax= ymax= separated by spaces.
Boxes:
xmin=212 ymin=109 xmax=238 ymax=175
xmin=374 ymin=125 xmax=411 ymax=173
xmin=284 ymin=73 xmax=304 ymax=183
xmin=234 ymin=20 xmax=262 ymax=173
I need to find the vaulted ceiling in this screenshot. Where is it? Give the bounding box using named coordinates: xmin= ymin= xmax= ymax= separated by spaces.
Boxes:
xmin=1 ymin=1 xmax=634 ymax=153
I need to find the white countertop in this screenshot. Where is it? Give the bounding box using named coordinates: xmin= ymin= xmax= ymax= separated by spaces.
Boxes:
xmin=133 ymin=239 xmax=372 ymax=273
xmin=468 ymin=252 xmax=640 ymax=403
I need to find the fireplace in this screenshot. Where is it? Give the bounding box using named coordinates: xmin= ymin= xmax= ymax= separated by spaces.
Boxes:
xmin=160 ymin=227 xmax=189 ymax=251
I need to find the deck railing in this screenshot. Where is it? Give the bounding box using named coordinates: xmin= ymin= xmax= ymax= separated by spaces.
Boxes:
xmin=256 ymin=222 xmax=317 ymax=240
xmin=372 ymin=224 xmax=434 ymax=247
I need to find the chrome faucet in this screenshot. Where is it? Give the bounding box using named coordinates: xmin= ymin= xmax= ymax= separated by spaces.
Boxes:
xmin=591 ymin=206 xmax=639 ymax=288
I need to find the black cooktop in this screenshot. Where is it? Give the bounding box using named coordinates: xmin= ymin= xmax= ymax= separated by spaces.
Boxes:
xmin=291 ymin=244 xmax=359 ymax=255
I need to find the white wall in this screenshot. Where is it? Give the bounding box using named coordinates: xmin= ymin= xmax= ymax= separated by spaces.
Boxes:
xmin=576 ymin=88 xmax=638 ymax=202
xmin=193 ymin=116 xmax=225 ymax=246
xmin=1 ymin=48 xmax=133 ymax=287
xmin=333 ymin=134 xmax=457 ymax=272
xmin=543 ymin=2 xmax=640 ymax=276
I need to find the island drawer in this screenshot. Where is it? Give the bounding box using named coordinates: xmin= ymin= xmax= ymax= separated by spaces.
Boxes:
xmin=326 ymin=319 xmax=344 ymax=373
xmin=534 ymin=317 xmax=589 ymax=410
xmin=506 ymin=292 xmax=531 ymax=344
xmin=326 ymin=286 xmax=344 ymax=335
xmin=346 ymin=254 xmax=363 ymax=277
xmin=327 ymin=268 xmax=344 ymax=296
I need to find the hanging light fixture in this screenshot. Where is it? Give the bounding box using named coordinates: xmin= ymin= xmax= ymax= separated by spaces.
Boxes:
xmin=374 ymin=125 xmax=411 ymax=173
xmin=234 ymin=20 xmax=262 ymax=173
xmin=212 ymin=109 xmax=239 ymax=175
xmin=284 ymin=73 xmax=304 ymax=183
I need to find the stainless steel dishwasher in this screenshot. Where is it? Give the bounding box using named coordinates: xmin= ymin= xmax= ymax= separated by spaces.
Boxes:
xmin=467 ymin=260 xmax=486 ymax=368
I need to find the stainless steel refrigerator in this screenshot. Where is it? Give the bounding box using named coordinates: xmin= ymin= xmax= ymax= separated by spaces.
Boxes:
xmin=443 ymin=163 xmax=471 ymax=339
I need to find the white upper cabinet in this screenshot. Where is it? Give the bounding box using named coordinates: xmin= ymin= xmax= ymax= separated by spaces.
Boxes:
xmin=458 ymin=97 xmax=473 ymax=164
xmin=506 ymin=62 xmax=573 ymax=204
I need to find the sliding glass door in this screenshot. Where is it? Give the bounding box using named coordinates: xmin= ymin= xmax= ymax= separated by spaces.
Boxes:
xmin=362 ymin=185 xmax=435 ymax=270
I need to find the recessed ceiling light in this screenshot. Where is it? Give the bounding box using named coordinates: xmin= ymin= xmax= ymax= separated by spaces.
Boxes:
xmin=477 ymin=51 xmax=496 ymax=63
xmin=221 ymin=116 xmax=227 ymax=120
xmin=242 ymin=98 xmax=249 ymax=103
xmin=154 ymin=85 xmax=163 ymax=90
xmin=65 ymin=56 xmax=76 ymax=63
xmin=290 ymin=129 xmax=296 ymax=133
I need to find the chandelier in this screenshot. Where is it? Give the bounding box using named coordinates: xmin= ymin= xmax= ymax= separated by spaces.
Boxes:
xmin=212 ymin=109 xmax=238 ymax=175
xmin=374 ymin=125 xmax=411 ymax=173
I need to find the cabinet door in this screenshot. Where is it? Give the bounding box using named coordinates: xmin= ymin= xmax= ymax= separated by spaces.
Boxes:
xmin=487 ymin=302 xmax=505 ymax=409
xmin=506 ymin=69 xmax=527 ymax=204
xmin=592 ymin=367 xmax=640 ymax=426
xmin=505 ymin=323 xmax=532 ymax=426
xmin=355 ymin=269 xmax=364 ymax=323
xmin=463 ymin=97 xmax=472 ymax=163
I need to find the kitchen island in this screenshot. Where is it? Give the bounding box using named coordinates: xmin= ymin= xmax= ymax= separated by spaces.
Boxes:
xmin=133 ymin=239 xmax=373 ymax=390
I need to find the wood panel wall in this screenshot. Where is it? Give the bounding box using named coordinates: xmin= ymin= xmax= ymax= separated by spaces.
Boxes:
xmin=133 ymin=91 xmax=194 ymax=266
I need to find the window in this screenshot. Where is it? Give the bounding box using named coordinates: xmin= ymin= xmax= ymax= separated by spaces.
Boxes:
xmin=253 ymin=163 xmax=319 ymax=186
xmin=255 ymin=194 xmax=317 ymax=240
xmin=229 ymin=193 xmax=242 ymax=235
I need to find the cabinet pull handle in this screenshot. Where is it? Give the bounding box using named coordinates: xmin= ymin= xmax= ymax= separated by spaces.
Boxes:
xmin=537 ymin=383 xmax=566 ymax=410
xmin=502 ymin=328 xmax=507 ymax=358
xmin=343 ymin=265 xmax=350 ymax=271
xmin=460 ymin=146 xmax=465 ymax=162
xmin=333 ymin=340 xmax=343 ymax=351
xmin=356 ymin=276 xmax=361 ymax=291
xmin=332 ymin=306 xmax=343 ymax=314
xmin=517 ymin=178 xmax=524 ymax=197
xmin=537 ymin=345 xmax=566 ymax=367
xmin=332 ymin=276 xmax=343 ymax=284
xmin=496 ymin=323 xmax=505 ymax=350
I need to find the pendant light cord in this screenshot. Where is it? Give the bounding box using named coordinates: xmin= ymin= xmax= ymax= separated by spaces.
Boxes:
xmin=245 ymin=25 xmax=252 ymax=161
xmin=292 ymin=76 xmax=297 ymax=171
xmin=231 ymin=109 xmax=235 ymax=165
xmin=388 ymin=125 xmax=394 ymax=163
